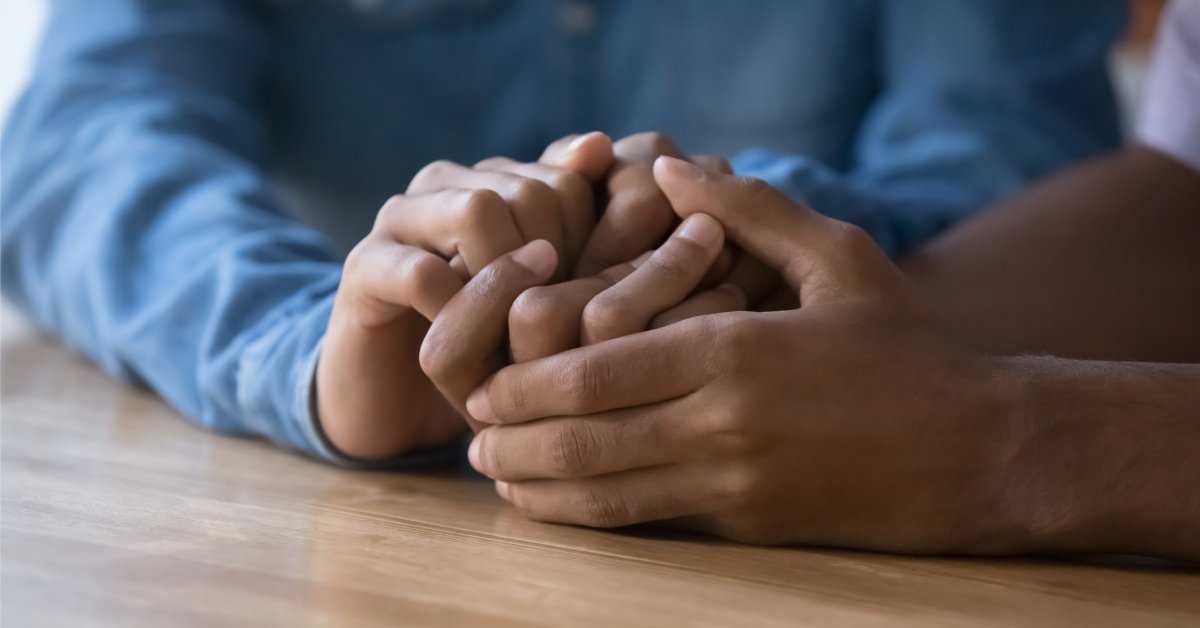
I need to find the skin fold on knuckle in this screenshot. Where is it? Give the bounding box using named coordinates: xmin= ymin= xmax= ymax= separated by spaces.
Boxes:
xmin=509 ymin=178 xmax=558 ymax=214
xmin=581 ymin=295 xmax=634 ymax=343
xmin=546 ymin=169 xmax=592 ymax=209
xmin=556 ymin=355 xmax=610 ymax=412
xmin=373 ymin=194 xmax=407 ymax=232
xmin=456 ymin=188 xmax=510 ymax=240
xmin=401 ymin=251 xmax=448 ymax=306
xmin=616 ymin=131 xmax=678 ymax=159
xmin=510 ymin=287 xmax=580 ymax=360
xmin=647 ymin=246 xmax=696 ymax=283
xmin=509 ymin=288 xmax=554 ymax=334
xmin=547 ymin=422 xmax=598 ymax=477
xmin=579 ymin=486 xmax=632 ymax=528
xmin=408 ymin=160 xmax=458 ymax=193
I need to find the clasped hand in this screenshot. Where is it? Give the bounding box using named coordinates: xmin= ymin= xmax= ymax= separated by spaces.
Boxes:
xmin=320 ymin=131 xmax=1016 ymax=553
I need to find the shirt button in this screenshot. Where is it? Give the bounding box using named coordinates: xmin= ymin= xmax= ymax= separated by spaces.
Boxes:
xmin=558 ymin=1 xmax=597 ymax=38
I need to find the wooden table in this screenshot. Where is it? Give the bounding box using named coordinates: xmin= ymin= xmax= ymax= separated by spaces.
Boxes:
xmin=2 ymin=307 xmax=1197 ymax=627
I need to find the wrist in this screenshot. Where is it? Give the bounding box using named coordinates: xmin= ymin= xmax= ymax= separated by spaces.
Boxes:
xmin=981 ymin=357 xmax=1142 ymax=556
xmin=951 ymin=354 xmax=1047 ymax=554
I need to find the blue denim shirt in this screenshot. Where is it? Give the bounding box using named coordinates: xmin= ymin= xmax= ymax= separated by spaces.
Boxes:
xmin=1 ymin=0 xmax=1123 ymax=463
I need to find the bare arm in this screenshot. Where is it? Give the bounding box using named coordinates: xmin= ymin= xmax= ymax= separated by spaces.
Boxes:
xmin=903 ymin=146 xmax=1200 ymax=362
xmin=995 ymin=356 xmax=1200 ymax=561
xmin=898 ymin=147 xmax=1200 ymax=560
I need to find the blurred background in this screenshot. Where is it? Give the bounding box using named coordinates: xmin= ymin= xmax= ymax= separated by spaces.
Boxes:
xmin=0 ymin=0 xmax=1171 ymax=142
xmin=0 ymin=0 xmax=45 ymax=124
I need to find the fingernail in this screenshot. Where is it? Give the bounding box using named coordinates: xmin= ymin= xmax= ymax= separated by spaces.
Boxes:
xmin=467 ymin=435 xmax=484 ymax=472
xmin=495 ymin=481 xmax=511 ymax=500
xmin=511 ymin=240 xmax=557 ymax=278
xmin=655 ymin=155 xmax=704 ymax=180
xmin=717 ymin=282 xmax=748 ymax=309
xmin=675 ymin=214 xmax=721 ymax=249
xmin=466 ymin=385 xmax=497 ymax=423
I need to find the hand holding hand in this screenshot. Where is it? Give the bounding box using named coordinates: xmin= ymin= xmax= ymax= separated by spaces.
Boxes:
xmin=465 ymin=157 xmax=1019 ymax=554
xmin=315 ymin=133 xmax=612 ymax=459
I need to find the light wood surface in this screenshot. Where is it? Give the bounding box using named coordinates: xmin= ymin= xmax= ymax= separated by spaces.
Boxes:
xmin=2 ymin=306 xmax=1197 ymax=627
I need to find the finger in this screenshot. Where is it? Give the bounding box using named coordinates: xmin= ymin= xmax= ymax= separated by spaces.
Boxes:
xmin=612 ymin=131 xmax=685 ymax=162
xmin=420 ymin=240 xmax=558 ymax=430
xmin=344 ymin=238 xmax=465 ymax=325
xmin=694 ymin=242 xmax=736 ymax=291
xmin=573 ymin=160 xmax=675 ymax=277
xmin=692 ymin=154 xmax=734 ymax=175
xmin=720 ymin=252 xmax=782 ymax=307
xmin=378 ymin=189 xmax=525 ymax=276
xmin=406 ymin=161 xmax=566 ymax=274
xmin=538 ymin=131 xmax=614 ymax=182
xmin=508 ymin=262 xmax=636 ymax=363
xmin=475 ymin=157 xmax=595 ymax=273
xmin=449 ymin=254 xmax=470 ymax=280
xmin=466 ymin=315 xmax=721 ymax=424
xmin=581 ymin=213 xmax=725 ymax=345
xmin=572 ymin=133 xmax=689 ymax=277
xmin=469 ymin=396 xmax=690 ymax=481
xmin=653 ymin=156 xmax=895 ymax=301
xmin=650 ymin=283 xmax=746 ymax=329
xmin=496 ymin=464 xmax=711 ymax=528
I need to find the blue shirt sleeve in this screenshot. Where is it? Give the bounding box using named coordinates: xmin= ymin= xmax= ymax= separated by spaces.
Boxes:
xmin=732 ymin=0 xmax=1126 ymax=258
xmin=0 ymin=0 xmax=350 ymax=463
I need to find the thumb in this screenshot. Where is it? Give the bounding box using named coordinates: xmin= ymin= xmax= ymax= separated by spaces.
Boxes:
xmin=540 ymin=131 xmax=615 ymax=183
xmin=653 ymin=156 xmax=891 ymax=302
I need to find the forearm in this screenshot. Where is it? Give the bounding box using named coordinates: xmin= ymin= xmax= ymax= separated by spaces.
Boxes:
xmin=1 ymin=0 xmax=349 ymax=461
xmin=903 ymin=147 xmax=1200 ymax=361
xmin=993 ymin=357 xmax=1200 ymax=561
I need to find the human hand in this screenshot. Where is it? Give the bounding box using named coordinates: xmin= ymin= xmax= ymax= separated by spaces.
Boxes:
xmin=464 ymin=157 xmax=1021 ymax=554
xmin=574 ymin=132 xmax=782 ymax=307
xmin=315 ymin=134 xmax=612 ymax=460
xmin=508 ymin=213 xmax=745 ymax=363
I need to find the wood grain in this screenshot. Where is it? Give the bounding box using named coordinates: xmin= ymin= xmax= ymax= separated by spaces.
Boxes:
xmin=2 ymin=306 xmax=1197 ymax=627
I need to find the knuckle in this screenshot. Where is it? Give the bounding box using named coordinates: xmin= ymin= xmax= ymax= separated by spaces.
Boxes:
xmin=342 ymin=238 xmax=374 ymax=276
xmin=556 ymin=356 xmax=608 ymax=411
xmin=494 ymin=372 xmax=528 ymax=418
xmin=546 ymin=423 xmax=596 ymax=476
xmin=617 ymin=131 xmax=673 ymax=156
xmin=733 ymin=175 xmax=774 ymax=202
xmin=400 ymin=251 xmax=444 ymax=298
xmin=509 ymin=287 xmax=557 ymax=332
xmin=580 ymin=295 xmax=632 ymax=341
xmin=580 ymin=488 xmax=630 ymax=528
xmin=510 ymin=178 xmax=556 ymax=209
xmin=617 ymin=187 xmax=671 ymax=217
xmin=717 ymin=465 xmax=763 ymax=513
xmin=547 ymin=169 xmax=590 ymax=201
xmin=373 ymin=194 xmax=406 ymax=230
xmin=457 ymin=188 xmax=507 ymax=230
xmin=703 ymin=404 xmax=758 ymax=457
xmin=645 ymin=248 xmax=693 ymax=282
xmin=827 ymin=222 xmax=876 ymax=259
xmin=716 ymin=315 xmax=765 ymax=365
xmin=473 ymin=156 xmax=510 ymax=169
xmin=409 ymin=159 xmax=457 ymax=190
